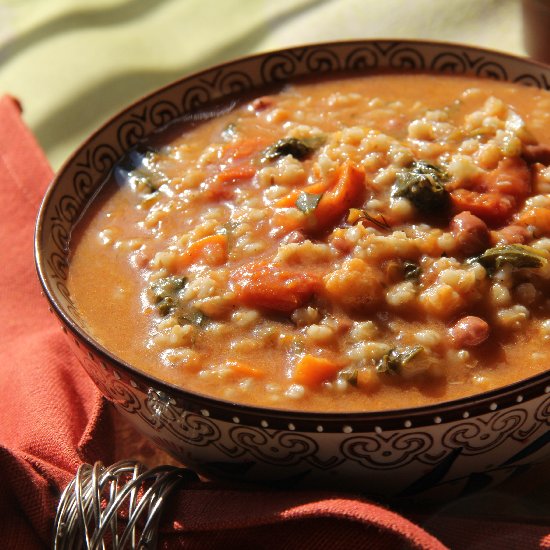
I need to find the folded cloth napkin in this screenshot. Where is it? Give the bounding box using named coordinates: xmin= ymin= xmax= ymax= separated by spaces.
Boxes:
xmin=0 ymin=95 xmax=115 ymax=548
xmin=0 ymin=94 xmax=547 ymax=550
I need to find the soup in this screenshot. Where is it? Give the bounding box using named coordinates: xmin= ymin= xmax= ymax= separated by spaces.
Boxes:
xmin=68 ymin=73 xmax=550 ymax=412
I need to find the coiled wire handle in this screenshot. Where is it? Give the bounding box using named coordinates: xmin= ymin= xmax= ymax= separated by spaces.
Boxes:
xmin=54 ymin=460 xmax=192 ymax=549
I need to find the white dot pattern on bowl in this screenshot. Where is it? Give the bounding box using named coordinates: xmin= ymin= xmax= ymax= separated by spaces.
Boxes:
xmin=375 ymin=426 xmax=382 ymax=434
xmin=434 ymin=416 xmax=442 ymax=424
xmin=463 ymin=411 xmax=470 ymax=419
xmin=232 ymin=416 xmax=240 ymax=424
xmin=342 ymin=425 xmax=353 ymax=434
xmin=288 ymin=423 xmax=295 ymax=431
xmin=200 ymin=409 xmax=210 ymax=417
xmin=404 ymin=420 xmax=412 ymax=428
xmin=516 ymin=395 xmax=524 ymax=403
xmin=316 ymin=425 xmax=323 ymax=432
xmin=489 ymin=402 xmax=498 ymax=411
xmin=130 ymin=379 xmax=137 ymax=388
xmin=260 ymin=420 xmax=269 ymax=428
xmin=113 ymin=370 xmax=121 ymax=380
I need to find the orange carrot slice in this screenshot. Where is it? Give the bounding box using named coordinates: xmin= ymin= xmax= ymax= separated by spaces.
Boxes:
xmin=274 ymin=181 xmax=328 ymax=208
xmin=175 ymin=234 xmax=228 ymax=271
xmin=517 ymin=206 xmax=550 ymax=235
xmin=313 ymin=161 xmax=366 ymax=232
xmin=292 ymin=355 xmax=342 ymax=387
xmin=216 ymin=165 xmax=257 ymax=183
xmin=221 ymin=137 xmax=268 ymax=162
xmin=226 ymin=361 xmax=264 ymax=379
xmin=450 ymin=157 xmax=531 ymax=226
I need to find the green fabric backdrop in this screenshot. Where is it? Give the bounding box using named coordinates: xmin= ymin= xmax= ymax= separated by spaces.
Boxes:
xmin=0 ymin=0 xmax=524 ymax=169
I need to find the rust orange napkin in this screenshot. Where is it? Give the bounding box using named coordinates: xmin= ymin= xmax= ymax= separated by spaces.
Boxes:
xmin=0 ymin=94 xmax=547 ymax=549
xmin=0 ymin=94 xmax=114 ymax=548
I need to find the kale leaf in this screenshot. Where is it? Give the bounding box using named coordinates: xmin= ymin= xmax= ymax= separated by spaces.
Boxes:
xmin=469 ymin=244 xmax=548 ymax=272
xmin=376 ymin=345 xmax=424 ymax=375
xmin=261 ymin=136 xmax=325 ymax=163
xmin=392 ymin=161 xmax=450 ymax=214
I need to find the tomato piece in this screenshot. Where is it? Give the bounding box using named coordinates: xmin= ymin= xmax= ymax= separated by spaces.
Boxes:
xmin=450 ymin=189 xmax=516 ymax=226
xmin=230 ymin=261 xmax=321 ymax=312
xmin=485 ymin=157 xmax=531 ymax=199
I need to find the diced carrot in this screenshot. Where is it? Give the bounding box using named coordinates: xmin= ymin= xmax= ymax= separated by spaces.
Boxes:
xmin=314 ymin=161 xmax=366 ymax=231
xmin=216 ymin=165 xmax=256 ymax=183
xmin=517 ymin=207 xmax=550 ymax=235
xmin=274 ymin=181 xmax=328 ymax=208
xmin=205 ymin=166 xmax=256 ymax=201
xmin=221 ymin=137 xmax=268 ymax=162
xmin=356 ymin=369 xmax=382 ymax=392
xmin=230 ymin=261 xmax=321 ymax=312
xmin=271 ymin=210 xmax=307 ymax=234
xmin=292 ymin=355 xmax=342 ymax=387
xmin=274 ymin=191 xmax=300 ymax=209
xmin=226 ymin=361 xmax=264 ymax=379
xmin=272 ymin=161 xmax=366 ymax=233
xmin=205 ymin=139 xmax=267 ymax=198
xmin=175 ymin=234 xmax=228 ymax=271
xmin=450 ymin=189 xmax=516 ymax=226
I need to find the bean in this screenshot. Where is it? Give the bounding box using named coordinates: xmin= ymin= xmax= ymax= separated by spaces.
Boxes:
xmin=449 ymin=316 xmax=490 ymax=347
xmin=450 ymin=211 xmax=490 ymax=255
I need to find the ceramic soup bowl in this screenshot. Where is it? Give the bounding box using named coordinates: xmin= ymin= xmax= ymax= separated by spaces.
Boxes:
xmin=35 ymin=40 xmax=550 ymax=500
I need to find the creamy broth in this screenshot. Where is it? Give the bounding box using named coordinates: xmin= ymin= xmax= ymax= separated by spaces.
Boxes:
xmin=68 ymin=73 xmax=550 ymax=411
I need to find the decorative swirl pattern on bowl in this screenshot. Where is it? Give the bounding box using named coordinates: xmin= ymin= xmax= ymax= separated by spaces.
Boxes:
xmin=341 ymin=432 xmax=433 ymax=469
xmin=305 ymin=47 xmax=341 ymax=73
xmin=388 ymin=46 xmax=426 ymax=70
xmin=442 ymin=409 xmax=530 ymax=454
xmin=344 ymin=46 xmax=380 ymax=70
xmin=149 ymin=100 xmax=181 ymax=128
xmin=89 ymin=143 xmax=120 ymax=174
xmin=227 ymin=427 xmax=319 ymax=465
